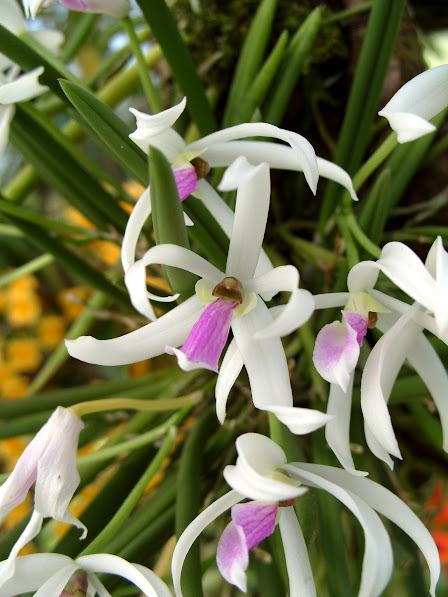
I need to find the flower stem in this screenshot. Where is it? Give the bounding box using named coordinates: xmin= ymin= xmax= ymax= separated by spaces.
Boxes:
xmin=121 ymin=16 xmax=161 ymax=113
xmin=70 ymin=392 xmax=201 ymax=418
xmin=344 ymin=213 xmax=381 ymax=258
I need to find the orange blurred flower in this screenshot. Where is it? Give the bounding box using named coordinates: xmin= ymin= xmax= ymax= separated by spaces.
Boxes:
xmin=38 ymin=315 xmax=66 ymax=350
xmin=6 ymin=338 xmax=42 ymax=373
xmin=427 ymin=483 xmax=448 ymax=575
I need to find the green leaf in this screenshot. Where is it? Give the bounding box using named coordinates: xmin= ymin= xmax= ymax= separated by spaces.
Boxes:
xmin=150 ymin=147 xmax=198 ymax=296
xmin=237 ymin=30 xmax=289 ymax=124
xmin=358 ymin=167 xmax=391 ymax=245
xmin=319 ymin=0 xmax=406 ymax=233
xmin=223 ymin=0 xmax=279 ymax=126
xmin=265 ymin=7 xmax=323 ymax=125
xmin=176 ymin=411 xmax=216 ymax=597
xmin=9 ymin=105 xmax=128 ymax=232
xmin=59 ymin=79 xmax=149 ymax=185
xmin=136 ymin=0 xmax=216 ymax=136
xmin=0 ymin=25 xmax=82 ymax=102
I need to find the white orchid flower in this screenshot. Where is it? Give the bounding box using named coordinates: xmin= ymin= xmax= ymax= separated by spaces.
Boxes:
xmin=0 ymin=407 xmax=86 ymax=586
xmin=379 ymin=64 xmax=448 ymax=142
xmin=23 ymin=0 xmax=130 ymax=19
xmin=172 ymin=433 xmax=439 ymax=597
xmin=67 ymin=158 xmax=329 ymax=435
xmin=0 ymin=553 xmax=172 ymax=596
xmin=0 ymin=65 xmax=48 ymax=155
xmin=122 ymin=96 xmax=358 ymax=276
xmin=312 ymin=236 xmax=448 ymax=471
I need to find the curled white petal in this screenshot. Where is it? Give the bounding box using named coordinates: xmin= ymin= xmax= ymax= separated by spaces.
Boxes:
xmin=0 ymin=67 xmax=48 ymax=104
xmin=264 ymin=405 xmax=331 ymax=435
xmin=171 ymin=490 xmax=242 ymax=597
xmin=279 ymin=506 xmax=317 ymax=597
xmin=66 ymin=296 xmax=203 ymax=366
xmin=378 ymin=65 xmax=448 ymax=142
xmin=292 ymin=464 xmax=440 ymax=596
xmin=325 ymin=376 xmax=368 ymax=476
xmin=215 ymin=339 xmax=244 ymax=423
xmin=188 ymin=123 xmax=319 ymax=194
xmin=121 ymin=187 xmax=152 ymax=273
xmin=0 ymin=554 xmax=75 ymax=596
xmin=223 ymin=158 xmax=270 ymax=281
xmin=284 ymin=464 xmax=394 ymax=597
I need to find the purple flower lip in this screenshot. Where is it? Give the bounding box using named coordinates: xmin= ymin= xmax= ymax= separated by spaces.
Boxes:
xmin=212 ymin=276 xmax=243 ymax=304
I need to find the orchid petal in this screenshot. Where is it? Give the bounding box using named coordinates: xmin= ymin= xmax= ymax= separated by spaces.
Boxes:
xmin=200 ymin=141 xmax=357 ymax=200
xmin=0 ymin=67 xmax=48 ymax=104
xmin=378 ymin=65 xmax=448 ymax=142
xmin=59 ymin=0 xmax=130 ymax=17
xmin=425 ymin=236 xmax=448 ymax=338
xmin=264 ymin=405 xmax=331 ymax=435
xmin=30 ymin=29 xmax=65 ymax=55
xmin=313 ymin=292 xmax=350 ymax=309
xmin=166 ymin=297 xmax=237 ymax=372
xmin=0 ymin=510 xmax=44 ymax=585
xmin=0 ymin=554 xmax=75 ymax=596
xmin=231 ymin=301 xmax=294 ymax=410
xmin=313 ymin=317 xmax=361 ymax=392
xmin=291 ymin=464 xmax=441 ymax=596
xmin=0 ymin=0 xmax=25 ymax=34
xmin=188 ymin=124 xmax=319 ymax=194
xmin=66 ymin=295 xmax=203 ymax=366
xmin=198 ymin=180 xmax=274 ymax=280
xmin=221 ymin=158 xmax=270 ymax=280
xmin=248 ymin=265 xmax=314 ymax=338
xmin=34 ymin=408 xmax=83 ymax=522
xmin=0 ymin=104 xmax=14 ymax=155
xmin=325 ymin=376 xmax=368 ymax=476
xmin=403 ymin=333 xmax=448 ymax=453
xmin=129 ymin=100 xmax=186 ymax=159
xmin=86 ymin=574 xmax=111 ymax=597
xmin=121 ymin=187 xmax=152 ymax=273
xmin=284 ymin=465 xmax=394 ymax=597
xmin=217 ymin=501 xmax=278 ymax=591
xmin=347 ymin=261 xmax=380 ymax=293
xmin=279 ymin=506 xmax=316 ymax=597
xmin=224 ymin=433 xmax=304 ymax=502
xmin=361 ymin=307 xmax=422 ymax=463
xmin=173 ymin=166 xmax=198 ymax=201
xmin=77 ymin=554 xmax=166 ymax=597
xmin=216 ymin=520 xmax=248 ymax=592
xmin=215 ymin=339 xmax=244 ymax=423
xmin=376 ymin=242 xmax=436 ymax=308
xmin=33 ymin=563 xmax=79 ymax=597
xmin=172 ymin=490 xmax=242 ymax=597
xmin=133 ymin=564 xmax=173 ymax=597
xmin=125 ymin=244 xmax=222 ymax=319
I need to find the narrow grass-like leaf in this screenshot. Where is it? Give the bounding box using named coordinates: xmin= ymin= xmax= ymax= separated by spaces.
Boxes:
xmin=0 ymin=206 xmax=132 ymax=311
xmin=223 ymin=0 xmax=278 ymax=126
xmin=237 ymin=30 xmax=289 ymax=124
xmin=150 ymin=147 xmax=197 ymax=296
xmin=136 ymin=0 xmax=216 ymax=136
xmin=60 ymin=79 xmax=149 ymax=185
xmin=0 ymin=25 xmax=80 ymax=102
xmin=265 ymin=7 xmax=322 ymax=125
xmin=358 ymin=167 xmax=391 ymax=245
xmin=0 ymin=254 xmax=54 ymax=288
xmin=176 ymin=411 xmax=216 ymax=597
xmin=319 ymin=0 xmax=406 ymax=233
xmin=9 ymin=105 xmax=128 ymax=232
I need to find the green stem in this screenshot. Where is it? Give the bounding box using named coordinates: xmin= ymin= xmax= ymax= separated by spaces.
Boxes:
xmin=349 ymin=132 xmax=398 ymax=198
xmin=70 ymin=392 xmax=201 ymax=418
xmin=121 ymin=16 xmax=161 ymax=112
xmin=0 ymin=254 xmax=54 ymax=288
xmin=78 ymin=409 xmax=188 ymax=556
xmin=337 ymin=215 xmax=359 ymax=269
xmin=344 ymin=213 xmax=382 ymax=258
xmin=324 ymin=1 xmax=373 ymax=23
xmin=77 ymin=412 xmax=180 ymax=470
xmin=268 ymin=412 xmax=283 ymax=446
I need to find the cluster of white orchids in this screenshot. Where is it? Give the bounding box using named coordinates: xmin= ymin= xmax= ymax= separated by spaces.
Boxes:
xmin=1 ymin=10 xmax=448 ymax=590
